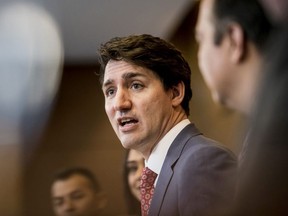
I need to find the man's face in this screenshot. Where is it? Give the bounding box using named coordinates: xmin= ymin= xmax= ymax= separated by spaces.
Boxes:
xmin=195 ymin=0 xmax=234 ymax=106
xmin=51 ymin=175 xmax=102 ymax=216
xmin=102 ymin=60 xmax=174 ymax=157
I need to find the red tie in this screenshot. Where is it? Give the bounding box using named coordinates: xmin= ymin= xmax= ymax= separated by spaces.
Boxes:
xmin=140 ymin=167 xmax=157 ymax=216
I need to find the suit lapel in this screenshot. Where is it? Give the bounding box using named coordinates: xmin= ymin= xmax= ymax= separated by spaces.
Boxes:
xmin=149 ymin=124 xmax=201 ymax=215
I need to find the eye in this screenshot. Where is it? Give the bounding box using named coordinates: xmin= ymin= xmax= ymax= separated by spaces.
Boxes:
xmin=127 ymin=165 xmax=138 ymax=174
xmin=105 ymin=87 xmax=116 ymax=97
xmin=131 ymin=82 xmax=143 ymax=90
xmin=71 ymin=192 xmax=85 ymax=200
xmin=53 ymin=198 xmax=64 ymax=207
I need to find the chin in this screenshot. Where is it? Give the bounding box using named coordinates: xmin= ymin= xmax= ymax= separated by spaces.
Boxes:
xmin=212 ymin=91 xmax=222 ymax=104
xmin=121 ymin=141 xmax=133 ymax=149
xmin=212 ymin=92 xmax=230 ymax=108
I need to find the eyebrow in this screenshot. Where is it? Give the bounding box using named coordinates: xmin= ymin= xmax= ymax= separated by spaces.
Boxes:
xmin=102 ymin=72 xmax=146 ymax=89
xmin=126 ymin=160 xmax=137 ymax=165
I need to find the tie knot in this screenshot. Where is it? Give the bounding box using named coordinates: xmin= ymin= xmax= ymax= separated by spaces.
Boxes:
xmin=140 ymin=167 xmax=157 ymax=189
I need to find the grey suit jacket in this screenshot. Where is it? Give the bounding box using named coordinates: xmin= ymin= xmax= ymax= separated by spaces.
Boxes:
xmin=149 ymin=124 xmax=237 ymax=216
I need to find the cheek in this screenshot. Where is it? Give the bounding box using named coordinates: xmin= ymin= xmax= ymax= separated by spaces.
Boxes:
xmin=138 ymin=99 xmax=158 ymax=124
xmin=198 ymin=44 xmax=211 ymax=73
xmin=199 ymin=46 xmax=218 ymax=86
xmin=55 ymin=207 xmax=62 ymax=214
xmin=198 ymin=50 xmax=209 ymax=82
xmin=105 ymin=103 xmax=114 ymax=121
xmin=105 ymin=101 xmax=111 ymax=114
xmin=77 ymin=197 xmax=94 ymax=209
xmin=142 ymin=107 xmax=161 ymax=131
xmin=144 ymin=94 xmax=166 ymax=113
xmin=128 ymin=174 xmax=134 ymax=187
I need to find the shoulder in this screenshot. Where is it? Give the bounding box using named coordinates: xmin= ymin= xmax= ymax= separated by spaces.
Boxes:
xmin=174 ymin=134 xmax=237 ymax=185
xmin=178 ymin=123 xmax=234 ymax=153
xmin=171 ymin=128 xmax=237 ymax=174
xmin=179 ymin=124 xmax=236 ymax=159
xmin=183 ymin=134 xmax=236 ymax=163
xmin=168 ymin=123 xmax=237 ymax=169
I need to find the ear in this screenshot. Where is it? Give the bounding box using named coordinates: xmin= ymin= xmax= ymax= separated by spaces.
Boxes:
xmin=226 ymin=22 xmax=245 ymax=63
xmin=171 ymin=81 xmax=185 ymax=107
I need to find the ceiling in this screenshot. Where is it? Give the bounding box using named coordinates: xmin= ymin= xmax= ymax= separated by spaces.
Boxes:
xmin=0 ymin=0 xmax=195 ymax=63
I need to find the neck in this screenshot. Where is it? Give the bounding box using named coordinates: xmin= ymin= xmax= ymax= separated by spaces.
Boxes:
xmin=143 ymin=109 xmax=187 ymax=160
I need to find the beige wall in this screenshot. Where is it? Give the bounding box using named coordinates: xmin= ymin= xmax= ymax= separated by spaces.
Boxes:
xmin=0 ymin=144 xmax=22 ymax=216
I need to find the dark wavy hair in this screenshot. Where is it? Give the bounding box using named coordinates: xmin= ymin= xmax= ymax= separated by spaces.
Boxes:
xmin=52 ymin=167 xmax=101 ymax=193
xmin=212 ymin=0 xmax=273 ymax=52
xmin=98 ymin=34 xmax=193 ymax=116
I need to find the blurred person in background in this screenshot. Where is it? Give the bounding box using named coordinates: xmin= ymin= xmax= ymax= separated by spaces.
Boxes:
xmin=228 ymin=0 xmax=288 ymax=215
xmin=195 ymin=0 xmax=273 ymax=117
xmin=195 ymin=0 xmax=274 ymax=166
xmin=123 ymin=149 xmax=144 ymax=216
xmin=51 ymin=167 xmax=107 ymax=216
xmin=196 ymin=0 xmax=288 ymax=215
xmin=231 ymin=26 xmax=288 ymax=216
xmin=0 ymin=2 xmax=63 ymax=215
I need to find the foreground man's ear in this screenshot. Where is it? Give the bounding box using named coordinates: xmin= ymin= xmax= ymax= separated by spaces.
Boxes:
xmin=171 ymin=81 xmax=185 ymax=107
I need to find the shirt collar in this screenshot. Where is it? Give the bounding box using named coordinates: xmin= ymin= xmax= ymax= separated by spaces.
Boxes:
xmin=146 ymin=119 xmax=190 ymax=175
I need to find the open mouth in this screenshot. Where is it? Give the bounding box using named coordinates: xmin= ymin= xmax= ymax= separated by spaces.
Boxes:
xmin=118 ymin=118 xmax=138 ymax=127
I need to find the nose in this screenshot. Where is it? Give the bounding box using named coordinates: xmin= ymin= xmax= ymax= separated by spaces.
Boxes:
xmin=113 ymin=88 xmax=131 ymax=112
xmin=62 ymin=199 xmax=75 ymax=212
xmin=136 ymin=163 xmax=145 ymax=180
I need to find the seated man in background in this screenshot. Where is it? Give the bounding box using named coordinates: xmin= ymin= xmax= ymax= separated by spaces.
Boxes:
xmin=51 ymin=167 xmax=107 ymax=216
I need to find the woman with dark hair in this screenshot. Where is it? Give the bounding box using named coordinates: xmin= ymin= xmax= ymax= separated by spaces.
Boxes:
xmin=123 ymin=149 xmax=144 ymax=216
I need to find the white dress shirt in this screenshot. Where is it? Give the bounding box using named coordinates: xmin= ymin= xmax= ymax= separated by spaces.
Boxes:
xmin=146 ymin=119 xmax=190 ymax=186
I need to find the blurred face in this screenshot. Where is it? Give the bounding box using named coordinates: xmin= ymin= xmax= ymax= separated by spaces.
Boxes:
xmin=195 ymin=0 xmax=233 ymax=106
xmin=51 ymin=175 xmax=102 ymax=216
xmin=102 ymin=60 xmax=175 ymax=158
xmin=126 ymin=149 xmax=145 ymax=201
